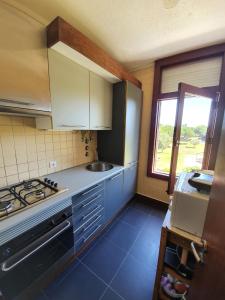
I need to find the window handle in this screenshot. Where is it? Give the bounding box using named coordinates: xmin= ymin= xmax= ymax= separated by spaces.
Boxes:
xmin=174 ymin=138 xmax=180 ymax=147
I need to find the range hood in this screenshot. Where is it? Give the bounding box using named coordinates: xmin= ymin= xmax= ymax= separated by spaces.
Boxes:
xmin=0 ymin=2 xmax=51 ymax=118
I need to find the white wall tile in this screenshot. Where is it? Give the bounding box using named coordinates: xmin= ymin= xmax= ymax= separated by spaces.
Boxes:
xmin=0 ymin=117 xmax=96 ymax=187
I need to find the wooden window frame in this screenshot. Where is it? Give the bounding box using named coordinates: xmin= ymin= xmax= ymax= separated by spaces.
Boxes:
xmin=147 ymin=43 xmax=225 ymax=180
xmin=167 ymin=83 xmax=217 ymax=194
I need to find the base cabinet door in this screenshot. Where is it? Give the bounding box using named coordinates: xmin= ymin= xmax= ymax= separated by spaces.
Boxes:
xmin=123 ymin=163 xmax=138 ymax=204
xmin=105 ymin=172 xmax=123 ymax=222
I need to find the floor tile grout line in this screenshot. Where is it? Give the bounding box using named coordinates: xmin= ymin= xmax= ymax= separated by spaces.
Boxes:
xmin=98 ymin=285 xmax=126 ymax=300
xmin=103 ymin=204 xmax=162 ymax=295
xmin=79 ymin=259 xmax=111 ymax=288
xmin=78 ymin=259 xmax=128 ymax=300
xmin=46 ymin=258 xmax=81 ymax=289
xmin=105 ymin=214 xmax=148 ymax=294
xmin=79 ymin=234 xmax=128 ymax=264
xmin=103 ymin=207 xmax=163 ymax=299
xmin=98 ymin=286 xmax=109 ymax=300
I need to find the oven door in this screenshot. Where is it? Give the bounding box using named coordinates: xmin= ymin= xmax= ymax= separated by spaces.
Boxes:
xmin=0 ymin=216 xmax=73 ymax=300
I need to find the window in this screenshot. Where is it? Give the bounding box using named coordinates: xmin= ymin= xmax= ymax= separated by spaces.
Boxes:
xmin=167 ymin=83 xmax=215 ymax=194
xmin=152 ymin=90 xmax=214 ymax=188
xmin=147 ymin=44 xmax=225 ymax=194
xmin=175 ymin=94 xmax=212 ymax=175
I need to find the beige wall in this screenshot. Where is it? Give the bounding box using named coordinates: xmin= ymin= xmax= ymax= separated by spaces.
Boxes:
xmin=0 ymin=115 xmax=96 ymax=187
xmin=132 ymin=66 xmax=169 ymax=203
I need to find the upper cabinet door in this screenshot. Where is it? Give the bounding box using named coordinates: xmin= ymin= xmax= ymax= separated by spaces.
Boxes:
xmin=0 ymin=2 xmax=51 ymax=111
xmin=124 ymin=82 xmax=142 ymax=165
xmin=90 ymin=73 xmax=112 ymax=130
xmin=48 ymin=49 xmax=89 ymax=130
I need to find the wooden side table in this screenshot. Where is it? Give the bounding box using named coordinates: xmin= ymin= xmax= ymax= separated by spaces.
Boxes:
xmin=153 ymin=210 xmax=203 ymax=300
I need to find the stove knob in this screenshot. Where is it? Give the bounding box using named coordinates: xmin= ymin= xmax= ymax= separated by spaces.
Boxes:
xmin=50 ymin=181 xmax=54 ymax=186
xmin=54 ymin=182 xmax=58 ymax=188
xmin=47 ymin=179 xmax=51 ymax=184
xmin=44 ymin=178 xmax=48 ymax=183
xmin=62 ymin=212 xmax=68 ymax=219
xmin=2 ymin=247 xmax=12 ymax=257
xmin=50 ymin=219 xmax=56 ymax=226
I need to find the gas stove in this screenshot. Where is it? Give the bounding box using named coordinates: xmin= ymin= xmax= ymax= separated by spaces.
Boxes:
xmin=0 ymin=178 xmax=67 ymax=220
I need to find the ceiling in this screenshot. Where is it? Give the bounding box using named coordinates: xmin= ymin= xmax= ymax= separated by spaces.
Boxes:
xmin=6 ymin=0 xmax=225 ymax=71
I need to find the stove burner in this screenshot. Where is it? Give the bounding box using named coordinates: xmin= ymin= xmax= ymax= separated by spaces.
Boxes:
xmin=0 ymin=200 xmax=12 ymax=212
xmin=0 ymin=178 xmax=64 ymax=220
xmin=23 ymin=181 xmax=33 ymax=190
xmin=35 ymin=189 xmax=45 ymax=199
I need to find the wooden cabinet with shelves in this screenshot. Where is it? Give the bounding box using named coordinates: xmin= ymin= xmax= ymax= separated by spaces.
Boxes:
xmin=153 ymin=210 xmax=203 ymax=300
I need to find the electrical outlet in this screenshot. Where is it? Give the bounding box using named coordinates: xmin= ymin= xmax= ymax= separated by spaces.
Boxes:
xmin=49 ymin=161 xmax=57 ymax=168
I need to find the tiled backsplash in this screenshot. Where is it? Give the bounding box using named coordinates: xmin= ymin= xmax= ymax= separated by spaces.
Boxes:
xmin=0 ymin=116 xmax=97 ymax=187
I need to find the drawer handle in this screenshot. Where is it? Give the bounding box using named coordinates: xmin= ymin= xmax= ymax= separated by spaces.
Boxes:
xmin=82 ymin=194 xmax=101 ymax=208
xmin=81 ymin=184 xmax=100 ymax=196
xmin=94 ymin=126 xmax=111 ymax=128
xmin=110 ymin=173 xmax=122 ymax=181
xmin=83 ymin=215 xmax=102 ymax=233
xmin=84 ymin=225 xmax=102 ymax=243
xmin=82 ymin=205 xmax=102 ymax=221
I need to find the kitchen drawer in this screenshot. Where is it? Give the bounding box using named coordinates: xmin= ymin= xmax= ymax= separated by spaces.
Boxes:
xmin=75 ymin=215 xmax=104 ymax=253
xmin=74 ymin=208 xmax=104 ymax=241
xmin=73 ymin=188 xmax=104 ymax=216
xmin=73 ymin=198 xmax=104 ymax=230
xmin=72 ymin=182 xmax=104 ymax=207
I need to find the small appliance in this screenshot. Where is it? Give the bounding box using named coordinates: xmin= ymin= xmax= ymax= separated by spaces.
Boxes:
xmin=170 ymin=171 xmax=212 ymax=237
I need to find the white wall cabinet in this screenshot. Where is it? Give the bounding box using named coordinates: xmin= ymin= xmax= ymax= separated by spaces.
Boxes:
xmin=90 ymin=72 xmax=112 ymax=130
xmin=48 ymin=49 xmax=89 ymax=130
xmin=36 ymin=50 xmax=112 ymax=131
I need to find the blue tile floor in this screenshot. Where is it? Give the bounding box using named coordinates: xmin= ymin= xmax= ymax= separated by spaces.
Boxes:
xmin=36 ymin=199 xmax=166 ymax=300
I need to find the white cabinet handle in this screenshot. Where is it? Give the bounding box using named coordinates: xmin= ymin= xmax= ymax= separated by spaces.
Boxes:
xmin=110 ymin=172 xmax=122 ymax=181
xmin=81 ymin=184 xmax=100 ymax=196
xmin=61 ymin=124 xmax=86 ymax=128
xmin=82 ymin=194 xmax=102 ymax=208
xmin=83 ymin=225 xmax=102 ymax=243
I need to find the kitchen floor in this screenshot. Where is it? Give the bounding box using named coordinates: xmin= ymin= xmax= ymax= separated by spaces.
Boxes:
xmin=36 ymin=199 xmax=166 ymax=300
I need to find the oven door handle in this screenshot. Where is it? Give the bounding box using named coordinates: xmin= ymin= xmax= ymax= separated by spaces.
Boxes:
xmin=1 ymin=220 xmax=71 ymax=272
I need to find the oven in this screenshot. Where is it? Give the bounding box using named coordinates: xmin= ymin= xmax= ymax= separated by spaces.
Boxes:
xmin=0 ymin=206 xmax=74 ymax=300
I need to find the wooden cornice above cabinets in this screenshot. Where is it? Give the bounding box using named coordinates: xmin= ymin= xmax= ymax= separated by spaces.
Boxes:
xmin=46 ymin=17 xmax=141 ymax=88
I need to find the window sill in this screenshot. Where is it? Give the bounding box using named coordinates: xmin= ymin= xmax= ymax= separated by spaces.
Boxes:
xmin=147 ymin=171 xmax=169 ymax=181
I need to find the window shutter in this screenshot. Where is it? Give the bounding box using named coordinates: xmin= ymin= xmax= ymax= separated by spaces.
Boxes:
xmin=161 ymin=56 xmax=222 ymax=93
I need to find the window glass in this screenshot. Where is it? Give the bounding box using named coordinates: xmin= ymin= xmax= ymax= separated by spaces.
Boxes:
xmin=153 ymin=99 xmax=177 ymax=174
xmin=176 ymin=94 xmax=212 ymax=174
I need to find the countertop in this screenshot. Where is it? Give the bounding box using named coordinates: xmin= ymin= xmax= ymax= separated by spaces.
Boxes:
xmin=47 ymin=163 xmax=124 ymax=198
xmin=0 ymin=163 xmax=124 ymax=245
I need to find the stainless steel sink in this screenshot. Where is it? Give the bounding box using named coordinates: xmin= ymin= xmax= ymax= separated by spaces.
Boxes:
xmin=86 ymin=162 xmax=114 ymax=172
